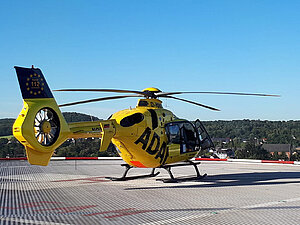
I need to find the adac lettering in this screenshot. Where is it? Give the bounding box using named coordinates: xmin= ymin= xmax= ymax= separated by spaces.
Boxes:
xmin=134 ymin=127 xmax=168 ymax=164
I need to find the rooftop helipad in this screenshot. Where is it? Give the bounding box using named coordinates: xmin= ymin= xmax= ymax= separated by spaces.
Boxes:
xmin=1 ymin=160 xmax=300 ymax=224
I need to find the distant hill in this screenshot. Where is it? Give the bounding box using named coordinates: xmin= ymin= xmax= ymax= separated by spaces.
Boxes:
xmin=0 ymin=112 xmax=101 ymax=137
xmin=0 ymin=119 xmax=15 ymax=136
xmin=202 ymin=120 xmax=300 ymax=146
xmin=62 ymin=112 xmax=101 ymax=123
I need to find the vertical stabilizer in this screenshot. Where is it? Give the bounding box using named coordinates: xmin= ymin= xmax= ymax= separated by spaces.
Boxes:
xmin=13 ymin=66 xmax=70 ymax=166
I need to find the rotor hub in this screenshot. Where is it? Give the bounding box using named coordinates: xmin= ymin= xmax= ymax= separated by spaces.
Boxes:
xmin=142 ymin=87 xmax=161 ymax=98
xmin=41 ymin=121 xmax=51 ymax=134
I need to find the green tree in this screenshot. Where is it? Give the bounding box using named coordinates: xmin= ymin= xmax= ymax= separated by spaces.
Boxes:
xmin=0 ymin=137 xmax=25 ymax=158
xmin=235 ymin=142 xmax=271 ymax=160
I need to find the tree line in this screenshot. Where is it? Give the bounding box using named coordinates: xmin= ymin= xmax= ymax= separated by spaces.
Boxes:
xmin=202 ymin=120 xmax=300 ymax=147
xmin=0 ymin=113 xmax=299 ymax=160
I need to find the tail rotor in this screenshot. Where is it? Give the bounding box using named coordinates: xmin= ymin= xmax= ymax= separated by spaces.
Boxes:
xmin=34 ymin=108 xmax=60 ymax=146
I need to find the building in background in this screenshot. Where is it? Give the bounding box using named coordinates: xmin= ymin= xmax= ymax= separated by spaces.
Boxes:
xmin=262 ymin=144 xmax=291 ymax=158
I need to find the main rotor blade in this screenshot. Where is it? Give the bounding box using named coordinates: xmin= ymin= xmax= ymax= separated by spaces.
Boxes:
xmin=157 ymin=91 xmax=280 ymax=97
xmin=162 ymin=96 xmax=220 ymax=111
xmin=59 ymin=95 xmax=142 ymax=107
xmin=54 ymin=88 xmax=144 ymax=95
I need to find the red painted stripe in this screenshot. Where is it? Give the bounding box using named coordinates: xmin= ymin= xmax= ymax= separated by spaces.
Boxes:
xmin=0 ymin=157 xmax=296 ymax=166
xmin=0 ymin=157 xmax=27 ymax=160
xmin=65 ymin=157 xmax=99 ymax=160
xmin=261 ymin=160 xmax=294 ymax=164
xmin=130 ymin=161 xmax=147 ymax=168
xmin=195 ymin=158 xmax=228 ymax=161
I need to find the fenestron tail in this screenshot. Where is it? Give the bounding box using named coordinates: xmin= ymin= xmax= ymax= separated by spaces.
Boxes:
xmin=13 ymin=66 xmax=117 ymax=166
xmin=13 ymin=66 xmax=70 ymax=166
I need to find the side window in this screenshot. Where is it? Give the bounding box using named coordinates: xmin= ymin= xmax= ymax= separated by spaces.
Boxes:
xmin=166 ymin=122 xmax=199 ymax=146
xmin=120 ymin=113 xmax=144 ymax=127
xmin=168 ymin=124 xmax=180 ymax=144
xmin=181 ymin=123 xmax=198 ymax=146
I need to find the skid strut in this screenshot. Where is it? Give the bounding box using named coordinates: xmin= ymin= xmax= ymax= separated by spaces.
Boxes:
xmin=157 ymin=160 xmax=207 ymax=183
xmin=105 ymin=164 xmax=160 ymax=181
xmin=106 ymin=160 xmax=207 ymax=183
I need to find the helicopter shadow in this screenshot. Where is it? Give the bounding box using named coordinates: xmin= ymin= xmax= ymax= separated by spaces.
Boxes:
xmin=125 ymin=171 xmax=300 ymax=190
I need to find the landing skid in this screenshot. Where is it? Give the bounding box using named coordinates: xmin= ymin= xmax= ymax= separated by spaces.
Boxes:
xmin=106 ymin=160 xmax=207 ymax=183
xmin=157 ymin=160 xmax=207 ymax=183
xmin=105 ymin=164 xmax=160 ymax=181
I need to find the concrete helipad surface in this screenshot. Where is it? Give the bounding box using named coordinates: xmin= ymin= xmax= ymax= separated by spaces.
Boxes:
xmin=1 ymin=160 xmax=300 ymax=225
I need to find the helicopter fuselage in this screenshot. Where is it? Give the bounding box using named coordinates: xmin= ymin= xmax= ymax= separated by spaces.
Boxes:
xmin=110 ymin=98 xmax=200 ymax=168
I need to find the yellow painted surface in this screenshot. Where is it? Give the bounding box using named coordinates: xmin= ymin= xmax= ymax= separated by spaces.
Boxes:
xmin=13 ymin=98 xmax=70 ymax=166
xmin=14 ymin=96 xmax=199 ymax=168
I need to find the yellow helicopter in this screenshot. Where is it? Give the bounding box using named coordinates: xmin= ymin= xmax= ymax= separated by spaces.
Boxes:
xmin=13 ymin=66 xmax=279 ymax=182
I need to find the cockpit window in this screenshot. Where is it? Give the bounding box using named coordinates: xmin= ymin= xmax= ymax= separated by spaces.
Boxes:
xmin=138 ymin=101 xmax=149 ymax=107
xmin=167 ymin=124 xmax=180 ymax=144
xmin=120 ymin=113 xmax=144 ymax=127
xmin=138 ymin=100 xmax=162 ymax=108
xmin=166 ymin=120 xmax=214 ymax=153
xmin=165 ymin=121 xmax=200 ymax=153
xmin=181 ymin=123 xmax=198 ymax=145
xmin=156 ymin=103 xmax=162 ymax=108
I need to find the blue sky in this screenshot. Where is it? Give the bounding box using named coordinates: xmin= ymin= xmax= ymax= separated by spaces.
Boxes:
xmin=0 ymin=0 xmax=299 ymax=121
